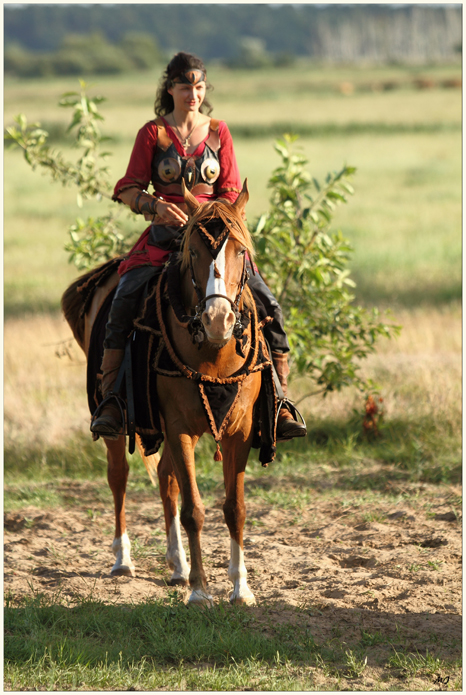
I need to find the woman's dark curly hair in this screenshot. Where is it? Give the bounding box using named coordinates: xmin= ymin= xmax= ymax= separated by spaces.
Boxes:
xmin=154 ymin=52 xmax=213 ymax=117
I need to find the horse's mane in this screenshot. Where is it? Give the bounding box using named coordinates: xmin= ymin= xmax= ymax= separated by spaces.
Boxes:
xmin=181 ymin=200 xmax=255 ymax=271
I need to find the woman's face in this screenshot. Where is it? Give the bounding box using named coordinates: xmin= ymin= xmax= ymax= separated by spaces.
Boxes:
xmin=168 ymin=81 xmax=206 ymax=114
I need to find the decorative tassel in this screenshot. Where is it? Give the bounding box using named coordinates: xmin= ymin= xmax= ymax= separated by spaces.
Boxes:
xmin=214 ymin=442 xmax=223 ymax=462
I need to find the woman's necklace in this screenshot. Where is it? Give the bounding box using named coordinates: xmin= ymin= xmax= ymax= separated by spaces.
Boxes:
xmin=171 ymin=113 xmax=199 ymax=149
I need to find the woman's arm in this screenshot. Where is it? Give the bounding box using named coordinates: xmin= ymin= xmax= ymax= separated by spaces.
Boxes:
xmin=114 ymin=122 xmax=187 ymax=226
xmin=216 ymin=122 xmax=242 ymax=204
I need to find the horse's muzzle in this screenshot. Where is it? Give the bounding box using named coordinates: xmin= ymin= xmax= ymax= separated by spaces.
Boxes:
xmin=202 ymin=298 xmax=236 ymax=344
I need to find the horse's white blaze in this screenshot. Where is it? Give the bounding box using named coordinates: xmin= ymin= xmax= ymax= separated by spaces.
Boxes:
xmin=202 ymin=244 xmax=235 ymax=339
xmin=206 ymin=243 xmax=227 ymax=302
xmin=228 ymin=539 xmax=256 ymax=604
xmin=111 ymin=532 xmax=135 ymax=576
xmin=166 ymin=512 xmax=190 ymax=583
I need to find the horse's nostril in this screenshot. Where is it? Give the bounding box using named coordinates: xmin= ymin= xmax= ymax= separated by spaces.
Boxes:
xmin=202 ymin=304 xmax=236 ymax=339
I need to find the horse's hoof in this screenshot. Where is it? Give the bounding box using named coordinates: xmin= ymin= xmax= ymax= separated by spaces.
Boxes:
xmin=229 ymin=593 xmax=256 ymax=606
xmin=188 ymin=589 xmax=213 ymax=607
xmin=168 ymin=576 xmax=189 ymax=587
xmin=111 ymin=565 xmax=136 ymax=578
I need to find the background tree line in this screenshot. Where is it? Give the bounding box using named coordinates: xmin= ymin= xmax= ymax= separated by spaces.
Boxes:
xmin=4 ymin=4 xmax=462 ymax=78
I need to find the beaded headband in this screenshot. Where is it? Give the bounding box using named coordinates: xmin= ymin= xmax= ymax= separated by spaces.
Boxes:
xmin=170 ymin=69 xmax=206 ymax=86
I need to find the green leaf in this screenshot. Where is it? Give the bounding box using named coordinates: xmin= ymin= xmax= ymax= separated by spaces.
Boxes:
xmin=254 ymin=214 xmax=267 ymax=235
xmin=327 ymin=191 xmax=347 ymax=202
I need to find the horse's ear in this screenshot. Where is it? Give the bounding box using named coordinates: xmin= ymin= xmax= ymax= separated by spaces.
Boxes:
xmin=233 ymin=179 xmax=249 ymax=214
xmin=182 ymin=179 xmax=201 ymax=216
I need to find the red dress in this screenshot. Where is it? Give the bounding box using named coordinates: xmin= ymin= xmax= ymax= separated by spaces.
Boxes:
xmin=113 ymin=118 xmax=242 ymax=276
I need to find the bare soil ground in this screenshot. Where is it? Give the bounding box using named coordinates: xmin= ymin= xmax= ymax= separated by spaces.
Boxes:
xmin=4 ymin=482 xmax=461 ymax=653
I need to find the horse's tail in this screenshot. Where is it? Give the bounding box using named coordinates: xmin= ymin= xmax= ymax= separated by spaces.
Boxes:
xmin=135 ymin=437 xmax=160 ymax=487
xmin=61 ymin=256 xmax=123 ymax=350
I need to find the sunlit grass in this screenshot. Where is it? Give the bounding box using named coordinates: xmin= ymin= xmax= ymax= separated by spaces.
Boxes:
xmin=4 ymin=592 xmax=461 ymax=692
xmin=5 ymin=127 xmax=461 ymax=312
xmin=5 ymin=62 xmax=461 ymax=134
xmin=4 ymin=66 xmax=461 ymax=311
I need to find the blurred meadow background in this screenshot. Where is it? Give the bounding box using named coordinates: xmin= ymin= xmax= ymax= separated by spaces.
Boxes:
xmin=5 ymin=59 xmax=461 ymax=487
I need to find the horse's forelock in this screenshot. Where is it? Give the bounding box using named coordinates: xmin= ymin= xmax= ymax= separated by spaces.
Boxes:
xmin=181 ymin=201 xmax=254 ymax=271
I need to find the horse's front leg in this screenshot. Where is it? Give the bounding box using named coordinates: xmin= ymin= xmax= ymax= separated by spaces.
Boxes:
xmin=222 ymin=433 xmax=256 ymax=605
xmin=157 ymin=446 xmax=190 ymax=586
xmin=166 ymin=431 xmax=212 ymax=606
xmin=106 ymin=436 xmax=135 ymax=577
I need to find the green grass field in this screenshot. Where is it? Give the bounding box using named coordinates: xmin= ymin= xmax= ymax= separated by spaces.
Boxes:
xmin=5 ymin=63 xmax=461 ymax=314
xmin=4 ymin=62 xmax=462 ymax=691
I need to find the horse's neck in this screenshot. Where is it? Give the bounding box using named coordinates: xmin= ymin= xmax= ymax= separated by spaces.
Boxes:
xmin=180 ymin=264 xmax=198 ymax=316
xmin=168 ymin=267 xmax=249 ymax=377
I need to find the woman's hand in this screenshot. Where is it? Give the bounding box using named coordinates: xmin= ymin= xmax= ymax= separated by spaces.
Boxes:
xmin=155 ymin=199 xmax=189 ymax=226
xmin=120 ymin=187 xmax=189 ymax=226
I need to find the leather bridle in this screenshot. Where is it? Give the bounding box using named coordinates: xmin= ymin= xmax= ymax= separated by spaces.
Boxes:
xmin=187 ymin=239 xmax=249 ymax=344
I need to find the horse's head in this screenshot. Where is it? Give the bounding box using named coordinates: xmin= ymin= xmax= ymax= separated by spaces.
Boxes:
xmin=181 ymin=180 xmax=253 ymax=347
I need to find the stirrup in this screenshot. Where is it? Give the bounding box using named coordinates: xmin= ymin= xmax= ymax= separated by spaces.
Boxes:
xmin=90 ymin=391 xmax=127 ymax=440
xmin=276 ymin=398 xmax=307 ymax=441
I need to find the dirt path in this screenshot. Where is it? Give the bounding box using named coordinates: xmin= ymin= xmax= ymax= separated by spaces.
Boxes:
xmin=4 ymin=481 xmax=461 ymax=654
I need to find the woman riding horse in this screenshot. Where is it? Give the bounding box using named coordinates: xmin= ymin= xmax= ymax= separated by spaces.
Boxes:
xmin=91 ymin=51 xmax=306 ymax=442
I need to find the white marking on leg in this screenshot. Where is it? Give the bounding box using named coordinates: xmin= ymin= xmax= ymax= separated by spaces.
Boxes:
xmin=188 ymin=588 xmax=213 ymax=607
xmin=166 ymin=512 xmax=190 ymax=584
xmin=111 ymin=532 xmax=135 ymax=577
xmin=228 ymin=538 xmax=255 ymax=605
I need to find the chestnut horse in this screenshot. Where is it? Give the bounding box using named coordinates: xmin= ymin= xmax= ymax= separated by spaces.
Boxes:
xmin=62 ymin=181 xmax=268 ymax=606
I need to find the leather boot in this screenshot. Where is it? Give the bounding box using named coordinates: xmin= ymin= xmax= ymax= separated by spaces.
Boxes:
xmin=90 ymin=348 xmax=125 ymax=440
xmin=272 ymin=351 xmax=307 ymax=441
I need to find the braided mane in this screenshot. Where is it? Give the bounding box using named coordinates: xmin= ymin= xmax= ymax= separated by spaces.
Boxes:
xmin=181 ymin=200 xmax=255 ymax=271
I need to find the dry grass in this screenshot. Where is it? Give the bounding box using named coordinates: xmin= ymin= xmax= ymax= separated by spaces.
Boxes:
xmin=4 ymin=314 xmax=89 ymax=448
xmin=4 ymin=303 xmax=461 ymax=452
xmin=294 ymin=303 xmax=461 ymax=428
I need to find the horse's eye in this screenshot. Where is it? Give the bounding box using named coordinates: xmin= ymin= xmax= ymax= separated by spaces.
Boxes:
xmin=238 ymin=248 xmax=246 ymax=257
xmin=189 ymin=248 xmax=196 ymax=258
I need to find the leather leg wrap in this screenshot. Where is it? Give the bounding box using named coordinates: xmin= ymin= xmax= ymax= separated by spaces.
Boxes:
xmin=272 ymin=350 xmax=290 ymax=398
xmin=100 ymin=348 xmax=125 ymax=398
xmin=91 ymin=349 xmax=126 ymax=440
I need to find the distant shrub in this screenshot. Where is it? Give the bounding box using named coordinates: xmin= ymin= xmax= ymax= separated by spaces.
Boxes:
xmin=120 ymin=32 xmax=162 ymax=70
xmin=4 ymin=43 xmax=54 ymax=78
xmin=4 ymin=43 xmax=30 ymax=74
xmin=4 ymin=31 xmax=162 ymax=77
xmin=226 ymin=39 xmax=296 ymax=70
xmin=55 ymin=33 xmax=132 ymax=75
xmin=273 ymin=52 xmax=296 ymax=68
xmin=227 ymin=37 xmax=272 ymax=69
